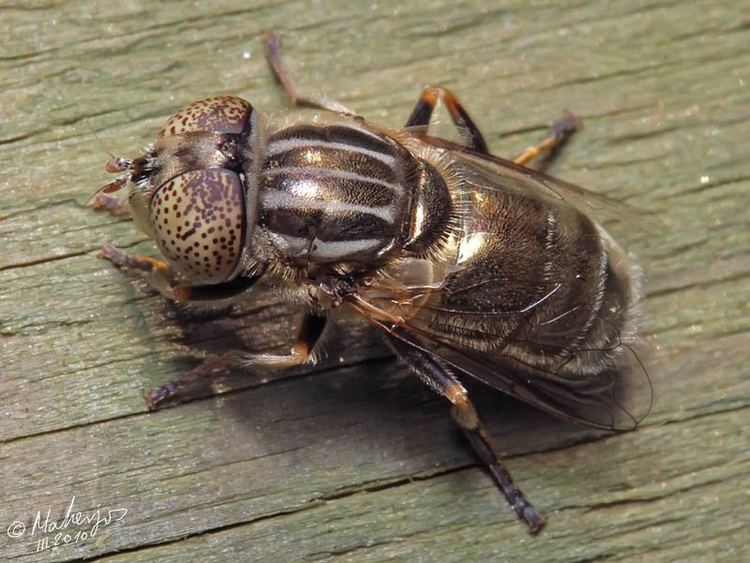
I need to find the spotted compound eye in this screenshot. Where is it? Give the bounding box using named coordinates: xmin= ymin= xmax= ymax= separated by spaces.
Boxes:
xmin=157 ymin=96 xmax=254 ymax=138
xmin=150 ymin=169 xmax=245 ymax=284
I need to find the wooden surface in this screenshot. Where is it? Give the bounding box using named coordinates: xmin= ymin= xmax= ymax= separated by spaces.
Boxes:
xmin=1 ymin=1 xmax=748 ymax=561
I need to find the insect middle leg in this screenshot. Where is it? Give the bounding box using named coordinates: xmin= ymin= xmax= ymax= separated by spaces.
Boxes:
xmin=404 ymin=86 xmax=489 ymax=154
xmin=387 ymin=335 xmax=545 ymax=533
xmin=145 ymin=311 xmax=327 ymax=409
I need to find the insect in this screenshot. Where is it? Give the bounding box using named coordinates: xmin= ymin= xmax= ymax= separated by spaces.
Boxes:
xmin=93 ymin=33 xmax=651 ymax=533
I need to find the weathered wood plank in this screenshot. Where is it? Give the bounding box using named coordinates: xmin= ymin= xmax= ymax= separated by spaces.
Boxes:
xmin=1 ymin=0 xmax=748 ymax=561
xmin=97 ymin=407 xmax=748 ymax=563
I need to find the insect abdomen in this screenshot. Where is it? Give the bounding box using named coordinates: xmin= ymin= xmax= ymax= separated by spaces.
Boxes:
xmin=421 ymin=172 xmax=637 ymax=378
xmin=258 ymin=122 xmax=417 ymax=269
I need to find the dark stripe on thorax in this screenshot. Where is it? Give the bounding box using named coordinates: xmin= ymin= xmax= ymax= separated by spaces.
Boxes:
xmin=264 ymin=123 xmax=409 ymax=208
xmin=267 ymin=144 xmax=399 ymax=188
xmin=263 ymin=206 xmax=396 ymax=242
xmin=270 ymin=123 xmax=398 ymax=155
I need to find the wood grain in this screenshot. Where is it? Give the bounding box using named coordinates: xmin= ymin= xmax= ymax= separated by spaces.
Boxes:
xmin=1 ymin=1 xmax=748 ymax=561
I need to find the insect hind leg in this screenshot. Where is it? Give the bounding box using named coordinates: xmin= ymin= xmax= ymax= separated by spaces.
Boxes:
xmin=404 ymin=86 xmax=489 ymax=154
xmin=513 ymin=111 xmax=582 ymax=170
xmin=386 ymin=334 xmax=545 ymax=534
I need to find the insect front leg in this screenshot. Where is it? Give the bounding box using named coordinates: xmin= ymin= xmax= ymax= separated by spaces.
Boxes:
xmin=512 ymin=111 xmax=582 ymax=169
xmin=262 ymin=32 xmax=358 ymax=116
xmin=99 ymin=243 xmax=182 ymax=300
xmin=100 ymin=243 xmax=261 ymax=303
xmin=387 ymin=335 xmax=545 ymax=534
xmin=404 ymin=86 xmax=489 ymax=154
xmin=90 ymin=191 xmax=131 ymax=218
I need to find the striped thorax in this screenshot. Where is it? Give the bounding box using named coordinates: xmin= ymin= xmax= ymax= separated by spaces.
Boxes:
xmin=257 ymin=120 xmax=417 ymax=271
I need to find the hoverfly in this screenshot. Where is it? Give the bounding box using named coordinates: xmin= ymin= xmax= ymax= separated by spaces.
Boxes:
xmin=92 ymin=32 xmax=651 ymax=533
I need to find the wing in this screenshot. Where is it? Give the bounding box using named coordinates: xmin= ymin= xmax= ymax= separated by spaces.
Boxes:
xmin=341 ymin=135 xmax=654 ymax=430
xmin=419 ymin=135 xmax=663 ymax=235
xmin=346 ymin=284 xmax=652 ymax=432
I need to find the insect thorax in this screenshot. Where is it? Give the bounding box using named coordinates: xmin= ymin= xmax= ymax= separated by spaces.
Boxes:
xmin=255 ymin=119 xmax=453 ymax=277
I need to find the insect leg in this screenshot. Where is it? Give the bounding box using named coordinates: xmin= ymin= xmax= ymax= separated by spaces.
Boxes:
xmin=243 ymin=310 xmax=327 ymax=368
xmin=387 ymin=336 xmax=545 ymax=533
xmin=99 ymin=242 xmax=182 ymax=300
xmin=512 ymin=111 xmax=582 ymax=168
xmin=90 ymin=191 xmax=131 ymax=218
xmin=262 ymin=32 xmax=358 ymax=116
xmin=144 ymin=312 xmax=325 ymax=409
xmin=99 ymin=243 xmax=259 ymax=302
xmin=404 ymin=86 xmax=489 ymax=154
xmin=144 ymin=350 xmax=244 ymax=410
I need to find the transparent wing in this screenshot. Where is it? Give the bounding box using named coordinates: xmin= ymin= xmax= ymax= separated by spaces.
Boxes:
xmin=338 ymin=133 xmax=654 ymax=430
xmin=421 ymin=135 xmax=662 ymax=234
xmin=347 ymin=284 xmax=652 ymax=431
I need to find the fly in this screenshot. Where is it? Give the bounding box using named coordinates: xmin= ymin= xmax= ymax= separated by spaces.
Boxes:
xmin=92 ymin=32 xmax=652 ymax=533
